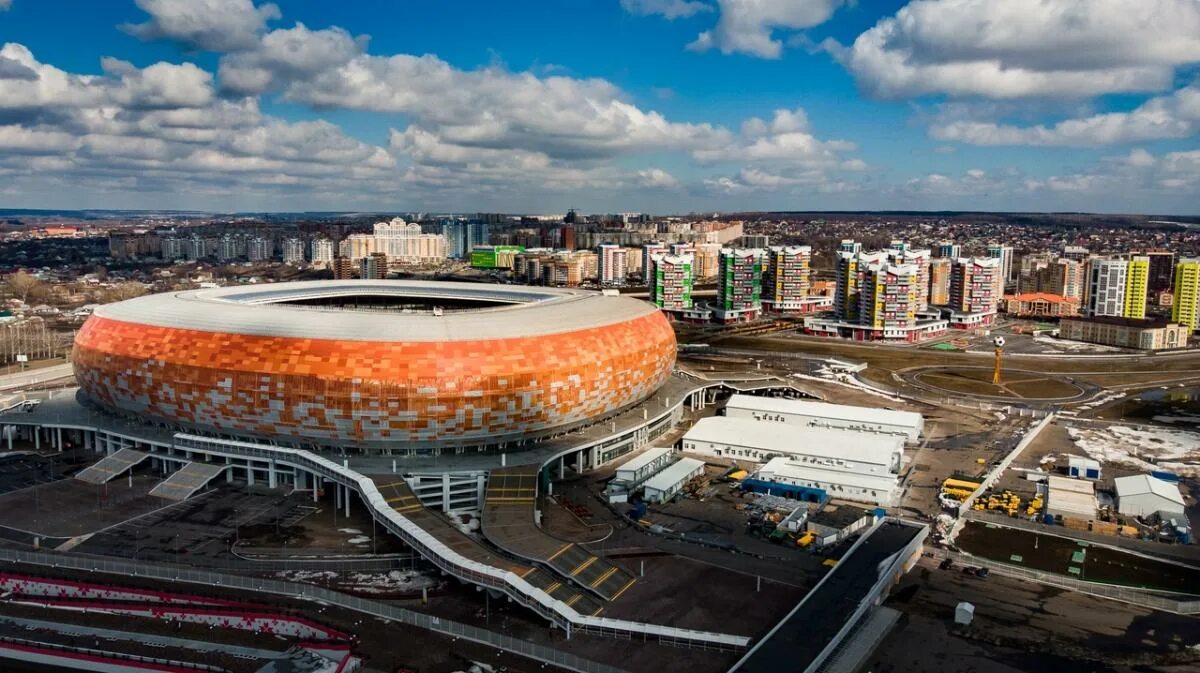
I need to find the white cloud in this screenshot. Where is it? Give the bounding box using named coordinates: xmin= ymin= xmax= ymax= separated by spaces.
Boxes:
xmin=839 ymin=0 xmax=1200 ymax=99
xmin=636 ymin=168 xmax=681 ymax=188
xmin=931 ymin=83 xmax=1200 ymax=146
xmin=216 ymin=21 xmax=733 ymax=166
xmin=687 ymin=0 xmax=847 ymax=58
xmin=124 ymin=0 xmax=281 ymax=51
xmin=621 ymin=0 xmax=712 ymax=20
xmin=695 ymin=107 xmax=854 ymax=164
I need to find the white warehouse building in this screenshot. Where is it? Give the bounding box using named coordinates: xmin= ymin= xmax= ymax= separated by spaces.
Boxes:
xmin=1114 ymin=475 xmax=1186 ymax=518
xmin=681 ymin=416 xmax=903 ymax=505
xmin=643 ymin=457 xmax=706 ymax=504
xmin=724 ymin=395 xmax=924 ymax=443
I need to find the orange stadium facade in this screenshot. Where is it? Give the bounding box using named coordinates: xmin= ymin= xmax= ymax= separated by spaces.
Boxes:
xmin=72 ymin=281 xmax=677 ymax=452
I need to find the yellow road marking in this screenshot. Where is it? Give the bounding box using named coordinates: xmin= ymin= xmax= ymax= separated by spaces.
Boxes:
xmin=590 ymin=566 xmax=618 ymax=588
xmin=548 ymin=544 xmax=574 ymax=561
xmin=609 ymin=577 xmax=637 ymax=602
xmin=570 ymin=556 xmax=597 ymax=576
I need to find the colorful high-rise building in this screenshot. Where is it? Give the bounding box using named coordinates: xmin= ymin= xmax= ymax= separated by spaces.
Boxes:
xmin=714 ymin=248 xmax=765 ymax=323
xmin=763 ymin=245 xmax=820 ymax=314
xmin=935 ymin=241 xmax=961 ymax=259
xmin=641 ymin=241 xmax=667 ymax=283
xmin=928 ymin=258 xmax=951 ymax=306
xmin=890 ymin=247 xmax=931 ymax=312
xmin=987 ymin=242 xmax=1014 ymax=293
xmin=1172 ymin=259 xmax=1200 ymax=331
xmin=651 ymin=254 xmax=694 ymax=312
xmin=949 ymin=257 xmax=999 ymax=316
xmin=1143 ymin=250 xmax=1175 ymax=294
xmin=858 ymin=261 xmax=920 ymax=332
xmin=1123 ymin=256 xmax=1150 ymax=319
xmin=597 ymin=244 xmax=627 ymax=285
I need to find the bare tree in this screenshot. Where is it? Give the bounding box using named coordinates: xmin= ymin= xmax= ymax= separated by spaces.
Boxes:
xmin=100 ymin=282 xmax=149 ymax=304
xmin=4 ymin=271 xmax=45 ymax=304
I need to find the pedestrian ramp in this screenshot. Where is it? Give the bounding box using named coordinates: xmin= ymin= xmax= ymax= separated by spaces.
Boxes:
xmin=74 ymin=449 xmax=149 ymax=484
xmin=150 ymin=462 xmax=227 ymax=501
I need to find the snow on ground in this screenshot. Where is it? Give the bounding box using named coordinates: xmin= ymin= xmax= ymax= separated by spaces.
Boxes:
xmin=275 ymin=569 xmax=443 ymax=595
xmin=347 ymin=536 xmax=371 ymax=545
xmin=1033 ymin=335 xmax=1123 ymax=353
xmin=1067 ymin=424 xmax=1200 ymax=476
xmin=337 ymin=528 xmax=363 ymax=535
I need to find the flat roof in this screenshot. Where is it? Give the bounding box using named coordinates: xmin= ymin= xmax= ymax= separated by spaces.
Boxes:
xmin=684 ymin=416 xmax=903 ymax=465
xmin=1047 ymin=475 xmax=1096 ymax=495
xmin=1114 ymin=474 xmax=1185 ymax=505
xmin=92 ymin=280 xmax=660 ymax=341
xmin=756 ymin=457 xmax=898 ymax=491
xmin=726 ymin=394 xmax=922 ymax=429
xmin=615 ymin=447 xmax=674 ymax=474
xmin=644 ymin=457 xmax=705 ymax=492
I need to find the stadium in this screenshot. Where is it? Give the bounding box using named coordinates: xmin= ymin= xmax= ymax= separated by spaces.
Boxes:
xmin=72 ymin=280 xmax=677 ymax=453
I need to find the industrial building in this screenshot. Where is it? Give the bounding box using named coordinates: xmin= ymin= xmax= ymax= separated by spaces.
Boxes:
xmin=1046 ymin=475 xmax=1097 ymax=519
xmin=682 ymin=416 xmax=902 ymax=505
xmin=806 ymin=505 xmax=882 ymax=546
xmin=747 ymin=456 xmax=897 ymax=506
xmin=643 ymin=457 xmax=705 ymax=503
xmin=1114 ymin=474 xmax=1186 ymax=517
xmin=613 ymin=447 xmax=674 ymax=486
xmin=723 ymin=395 xmax=924 ymax=443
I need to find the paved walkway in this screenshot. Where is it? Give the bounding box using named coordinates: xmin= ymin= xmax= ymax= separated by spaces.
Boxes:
xmin=0 ymin=363 xmax=74 ymax=392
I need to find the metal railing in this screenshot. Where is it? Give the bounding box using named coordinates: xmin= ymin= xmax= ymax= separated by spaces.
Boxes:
xmin=0 ymin=547 xmax=631 ymax=673
xmin=946 ymin=550 xmax=1200 ymax=615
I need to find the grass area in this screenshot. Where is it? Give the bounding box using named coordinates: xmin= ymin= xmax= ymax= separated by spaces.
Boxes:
xmin=0 ymin=356 xmax=68 ymax=376
xmin=917 ymin=372 xmax=1007 ymax=397
xmin=717 ymin=335 xmax=1200 ymax=378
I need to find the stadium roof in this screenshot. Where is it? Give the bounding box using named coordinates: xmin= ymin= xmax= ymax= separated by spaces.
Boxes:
xmin=683 ymin=416 xmax=903 ymax=465
xmin=93 ymin=280 xmax=659 ymax=342
xmin=725 ymin=395 xmax=923 ymax=430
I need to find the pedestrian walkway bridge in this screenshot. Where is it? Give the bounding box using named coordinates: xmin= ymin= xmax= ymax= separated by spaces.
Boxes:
xmin=150 ymin=461 xmax=228 ymax=501
xmin=74 ymin=449 xmax=149 ymax=484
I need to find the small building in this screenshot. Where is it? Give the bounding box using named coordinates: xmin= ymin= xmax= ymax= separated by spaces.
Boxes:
xmin=955 ymin=602 xmax=975 ymax=626
xmin=1114 ymin=474 xmax=1186 ymax=517
xmin=1046 ymin=475 xmax=1097 ymax=519
xmin=806 ymin=504 xmax=880 ymax=547
xmin=613 ymin=447 xmax=674 ymax=486
xmin=1058 ymin=316 xmax=1189 ymax=351
xmin=749 ymin=456 xmax=897 ymax=506
xmin=723 ymin=394 xmax=924 ymax=443
xmin=643 ymin=457 xmax=705 ymax=504
xmin=1067 ymin=455 xmax=1101 ymax=480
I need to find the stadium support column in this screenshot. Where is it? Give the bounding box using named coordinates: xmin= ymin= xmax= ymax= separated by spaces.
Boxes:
xmin=268 ymin=460 xmax=277 ymax=489
xmin=312 ymin=475 xmax=319 ymax=502
xmin=226 ymin=457 xmax=233 ymax=483
xmin=476 ymin=474 xmax=486 ymax=507
xmin=559 ymin=456 xmax=565 ymax=480
xmin=344 ymin=484 xmax=351 ymax=518
xmin=5 ymin=427 xmax=11 ymax=451
xmin=442 ymin=474 xmax=451 ymax=511
xmin=34 ymin=427 xmax=40 ymax=450
xmin=56 ymin=428 xmax=62 ymax=452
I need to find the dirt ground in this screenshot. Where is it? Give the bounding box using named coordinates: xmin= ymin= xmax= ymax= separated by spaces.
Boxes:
xmin=871 ymin=558 xmax=1200 ymax=673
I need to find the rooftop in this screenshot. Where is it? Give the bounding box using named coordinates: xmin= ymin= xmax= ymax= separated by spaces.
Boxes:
xmin=92 ymin=280 xmax=660 ymax=341
xmin=644 ymin=457 xmax=705 ymax=492
xmin=1114 ymin=474 xmax=1185 ymax=506
xmin=684 ymin=416 xmax=904 ymax=465
xmin=725 ymin=394 xmax=923 ymax=430
xmin=615 ymin=447 xmax=674 ymax=474
xmin=756 ymin=457 xmax=898 ymax=491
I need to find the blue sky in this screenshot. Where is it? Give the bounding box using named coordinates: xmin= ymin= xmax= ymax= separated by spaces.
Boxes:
xmin=0 ymin=0 xmax=1197 ymax=213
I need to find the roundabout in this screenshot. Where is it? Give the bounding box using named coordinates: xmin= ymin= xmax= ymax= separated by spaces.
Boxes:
xmin=903 ymin=365 xmax=1092 ymax=402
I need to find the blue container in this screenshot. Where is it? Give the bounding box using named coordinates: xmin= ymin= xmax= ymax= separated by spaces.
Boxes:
xmin=1151 ymin=470 xmax=1180 ymax=483
xmin=1043 ymin=514 xmax=1056 ymax=525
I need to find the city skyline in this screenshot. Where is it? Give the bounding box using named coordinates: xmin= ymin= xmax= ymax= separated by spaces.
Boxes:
xmin=0 ymin=0 xmax=1197 ymax=214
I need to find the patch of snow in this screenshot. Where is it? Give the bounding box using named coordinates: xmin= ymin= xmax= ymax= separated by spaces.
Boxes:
xmin=1067 ymin=424 xmax=1200 ymax=477
xmin=337 ymin=528 xmax=363 ymax=535
xmin=347 ymin=536 xmax=371 ymax=545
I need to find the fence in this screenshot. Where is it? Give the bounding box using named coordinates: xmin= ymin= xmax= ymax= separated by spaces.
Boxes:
xmin=946 ymin=550 xmax=1200 ymax=615
xmin=0 ymin=547 xmax=631 ymax=673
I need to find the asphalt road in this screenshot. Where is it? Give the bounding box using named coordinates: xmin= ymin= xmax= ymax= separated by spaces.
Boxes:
xmin=0 ymin=363 xmax=75 ymax=392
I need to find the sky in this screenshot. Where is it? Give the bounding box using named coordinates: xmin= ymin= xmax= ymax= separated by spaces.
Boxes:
xmin=0 ymin=0 xmax=1198 ymax=214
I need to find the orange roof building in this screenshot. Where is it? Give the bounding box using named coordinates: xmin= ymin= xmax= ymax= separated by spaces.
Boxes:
xmin=1002 ymin=292 xmax=1080 ymax=318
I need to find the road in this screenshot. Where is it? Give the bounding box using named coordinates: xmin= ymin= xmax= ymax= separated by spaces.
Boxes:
xmin=0 ymin=363 xmax=75 ymax=392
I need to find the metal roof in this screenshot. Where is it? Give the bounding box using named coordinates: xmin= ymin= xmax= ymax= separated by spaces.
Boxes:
xmin=1114 ymin=474 xmax=1185 ymax=506
xmin=725 ymin=395 xmax=923 ymax=430
xmin=615 ymin=447 xmax=674 ymax=474
xmin=683 ymin=416 xmax=903 ymax=465
xmin=756 ymin=457 xmax=898 ymax=491
xmin=643 ymin=457 xmax=705 ymax=492
xmin=92 ymin=280 xmax=660 ymax=342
